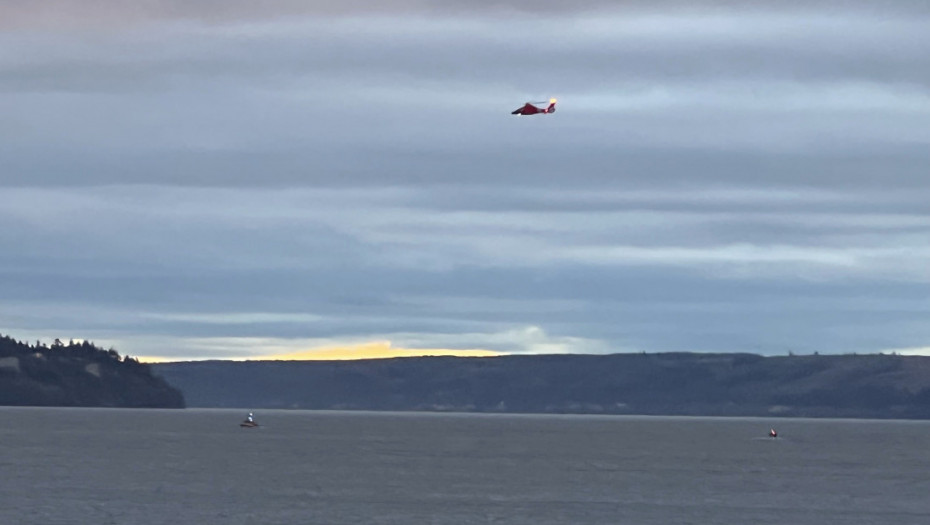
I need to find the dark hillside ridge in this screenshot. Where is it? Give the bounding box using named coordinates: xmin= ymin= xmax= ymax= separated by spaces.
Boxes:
xmin=154 ymin=353 xmax=930 ymax=418
xmin=0 ymin=334 xmax=185 ymax=408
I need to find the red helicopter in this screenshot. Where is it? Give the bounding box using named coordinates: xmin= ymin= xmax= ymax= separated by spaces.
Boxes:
xmin=512 ymin=98 xmax=557 ymax=115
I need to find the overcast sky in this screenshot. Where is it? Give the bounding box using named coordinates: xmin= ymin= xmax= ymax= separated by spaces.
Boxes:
xmin=2 ymin=0 xmax=928 ymax=360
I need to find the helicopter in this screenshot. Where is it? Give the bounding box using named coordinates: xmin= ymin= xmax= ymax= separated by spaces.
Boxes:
xmin=511 ymin=98 xmax=557 ymax=115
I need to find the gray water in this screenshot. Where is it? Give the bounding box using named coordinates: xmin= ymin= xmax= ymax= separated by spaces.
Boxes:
xmin=1 ymin=408 xmax=929 ymax=524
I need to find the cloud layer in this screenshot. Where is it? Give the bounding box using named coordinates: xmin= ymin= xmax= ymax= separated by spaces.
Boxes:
xmin=1 ymin=1 xmax=928 ymax=359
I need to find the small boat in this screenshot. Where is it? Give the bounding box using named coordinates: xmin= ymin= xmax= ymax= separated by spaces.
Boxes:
xmin=769 ymin=428 xmax=778 ymax=438
xmin=240 ymin=412 xmax=258 ymax=428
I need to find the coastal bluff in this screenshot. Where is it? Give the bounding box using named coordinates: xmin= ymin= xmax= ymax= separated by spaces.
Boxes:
xmin=0 ymin=335 xmax=184 ymax=408
xmin=154 ymin=352 xmax=930 ymax=419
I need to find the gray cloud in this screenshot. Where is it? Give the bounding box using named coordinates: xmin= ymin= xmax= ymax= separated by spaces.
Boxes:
xmin=1 ymin=1 xmax=928 ymax=359
xmin=4 ymin=1 xmax=930 ymax=28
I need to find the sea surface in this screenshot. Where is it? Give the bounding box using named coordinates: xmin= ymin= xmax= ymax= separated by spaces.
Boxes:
xmin=1 ymin=408 xmax=929 ymax=525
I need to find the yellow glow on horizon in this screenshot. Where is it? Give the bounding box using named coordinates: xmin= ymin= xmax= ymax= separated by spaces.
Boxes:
xmin=137 ymin=341 xmax=501 ymax=363
xmin=136 ymin=356 xmax=174 ymax=363
xmin=263 ymin=341 xmax=500 ymax=361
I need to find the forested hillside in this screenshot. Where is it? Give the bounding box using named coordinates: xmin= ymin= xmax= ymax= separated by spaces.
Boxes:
xmin=0 ymin=334 xmax=184 ymax=408
xmin=154 ymin=352 xmax=930 ymax=418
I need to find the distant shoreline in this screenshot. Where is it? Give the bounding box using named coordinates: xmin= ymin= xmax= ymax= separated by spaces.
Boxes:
xmin=153 ymin=352 xmax=930 ymax=420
